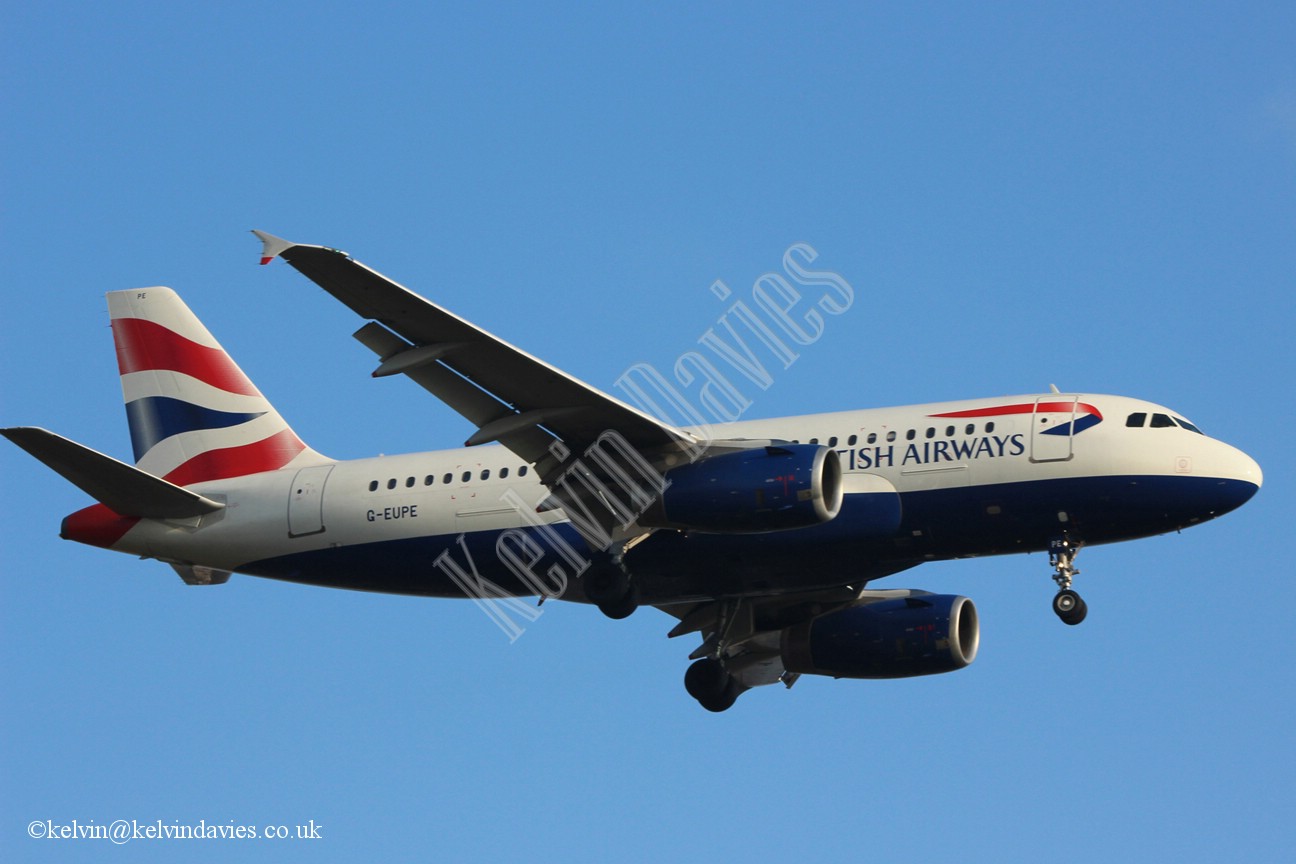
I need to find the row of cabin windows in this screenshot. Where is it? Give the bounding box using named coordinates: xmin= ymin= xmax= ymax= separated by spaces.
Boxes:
xmin=796 ymin=423 xmax=997 ymax=448
xmin=1125 ymin=412 xmax=1203 ymax=434
xmin=366 ymin=421 xmax=1006 ymax=491
xmin=368 ymin=464 xmax=530 ymax=493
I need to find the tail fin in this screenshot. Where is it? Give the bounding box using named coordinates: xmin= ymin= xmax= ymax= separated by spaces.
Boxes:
xmin=108 ymin=287 xmax=325 ymax=482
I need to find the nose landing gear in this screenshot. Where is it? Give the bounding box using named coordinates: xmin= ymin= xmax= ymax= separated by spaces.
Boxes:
xmin=1049 ymin=538 xmax=1088 ymax=625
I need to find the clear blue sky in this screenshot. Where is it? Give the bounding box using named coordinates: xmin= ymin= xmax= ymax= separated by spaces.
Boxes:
xmin=3 ymin=2 xmax=1293 ymax=861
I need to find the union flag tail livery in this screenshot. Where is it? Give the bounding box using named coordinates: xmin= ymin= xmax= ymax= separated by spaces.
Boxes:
xmin=3 ymin=288 xmax=326 ymax=555
xmin=3 ymin=234 xmax=1263 ymax=712
xmin=108 ymin=287 xmax=324 ymax=482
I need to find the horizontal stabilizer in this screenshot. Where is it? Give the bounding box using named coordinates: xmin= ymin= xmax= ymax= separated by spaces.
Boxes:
xmin=1 ymin=427 xmax=225 ymax=519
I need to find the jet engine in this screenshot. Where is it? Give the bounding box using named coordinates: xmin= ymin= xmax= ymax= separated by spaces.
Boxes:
xmin=644 ymin=444 xmax=843 ymax=533
xmin=781 ymin=594 xmax=979 ymax=679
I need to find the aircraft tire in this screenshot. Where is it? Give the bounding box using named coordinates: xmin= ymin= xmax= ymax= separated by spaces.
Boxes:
xmin=597 ymin=590 xmax=639 ymax=620
xmin=685 ymin=658 xmax=738 ymax=712
xmin=1053 ymin=589 xmax=1088 ymax=625
xmin=583 ymin=566 xmax=631 ymax=606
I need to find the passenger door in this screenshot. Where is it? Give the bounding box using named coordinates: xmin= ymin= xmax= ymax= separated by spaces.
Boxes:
xmin=1030 ymin=396 xmax=1077 ymax=462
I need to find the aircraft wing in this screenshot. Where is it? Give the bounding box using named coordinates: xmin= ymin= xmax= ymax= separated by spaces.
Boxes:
xmin=253 ymin=231 xmax=701 ymax=546
xmin=254 ymin=232 xmax=696 ymax=465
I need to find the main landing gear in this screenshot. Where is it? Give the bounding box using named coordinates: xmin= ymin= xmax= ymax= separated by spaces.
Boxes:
xmin=684 ymin=658 xmax=746 ymax=713
xmin=1049 ymin=538 xmax=1087 ymax=625
xmin=680 ymin=599 xmax=754 ymax=712
xmin=582 ymin=564 xmax=639 ymax=620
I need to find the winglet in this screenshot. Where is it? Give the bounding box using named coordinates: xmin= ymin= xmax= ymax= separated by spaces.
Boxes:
xmin=252 ymin=229 xmax=295 ymax=265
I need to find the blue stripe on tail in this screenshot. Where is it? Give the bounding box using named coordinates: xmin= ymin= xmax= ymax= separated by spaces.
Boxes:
xmin=124 ymin=397 xmax=265 ymax=461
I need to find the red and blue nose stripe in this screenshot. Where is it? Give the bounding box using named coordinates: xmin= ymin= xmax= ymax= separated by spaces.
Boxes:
xmin=930 ymin=401 xmax=1104 ymax=436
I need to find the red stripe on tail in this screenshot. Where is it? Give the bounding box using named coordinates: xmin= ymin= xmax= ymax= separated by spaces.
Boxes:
xmin=61 ymin=504 xmax=140 ymax=548
xmin=112 ymin=317 xmax=261 ymax=397
xmin=162 ymin=428 xmax=307 ymax=487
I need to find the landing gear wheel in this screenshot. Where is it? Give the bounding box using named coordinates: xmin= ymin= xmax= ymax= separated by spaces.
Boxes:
xmin=1048 ymin=537 xmax=1088 ymax=625
xmin=597 ymin=587 xmax=639 ymax=620
xmin=684 ymin=658 xmax=739 ymax=713
xmin=583 ymin=566 xmax=638 ymax=619
xmin=1053 ymin=589 xmax=1088 ymax=625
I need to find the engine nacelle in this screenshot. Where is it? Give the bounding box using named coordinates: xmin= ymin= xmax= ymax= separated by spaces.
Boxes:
xmin=645 ymin=444 xmax=843 ymax=533
xmin=781 ymin=594 xmax=979 ymax=679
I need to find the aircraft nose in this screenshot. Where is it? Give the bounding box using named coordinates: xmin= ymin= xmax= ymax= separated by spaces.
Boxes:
xmin=1224 ymin=442 xmax=1262 ymax=489
xmin=1238 ymin=450 xmax=1263 ymax=490
xmin=1210 ymin=442 xmax=1262 ymax=514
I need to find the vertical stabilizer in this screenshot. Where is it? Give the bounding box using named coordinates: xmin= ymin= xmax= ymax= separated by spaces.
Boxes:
xmin=108 ymin=287 xmax=325 ymax=483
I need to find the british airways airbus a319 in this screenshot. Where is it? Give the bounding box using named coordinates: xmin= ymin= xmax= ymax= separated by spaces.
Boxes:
xmin=3 ymin=233 xmax=1262 ymax=711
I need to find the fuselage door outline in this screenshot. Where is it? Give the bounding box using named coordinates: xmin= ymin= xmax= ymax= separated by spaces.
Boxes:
xmin=1030 ymin=396 xmax=1078 ymax=463
xmin=288 ymin=464 xmax=334 ymax=537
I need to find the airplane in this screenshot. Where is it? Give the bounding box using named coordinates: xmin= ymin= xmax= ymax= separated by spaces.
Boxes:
xmin=2 ymin=232 xmax=1263 ymax=711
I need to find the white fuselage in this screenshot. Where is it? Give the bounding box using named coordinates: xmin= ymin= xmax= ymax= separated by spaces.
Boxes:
xmin=76 ymin=392 xmax=1260 ymax=603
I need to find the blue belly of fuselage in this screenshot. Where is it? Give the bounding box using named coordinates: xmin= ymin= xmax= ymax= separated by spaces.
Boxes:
xmin=235 ymin=474 xmax=1258 ymax=601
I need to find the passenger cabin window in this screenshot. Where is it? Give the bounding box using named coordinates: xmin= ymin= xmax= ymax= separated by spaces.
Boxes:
xmin=405 ymin=477 xmax=415 ymax=488
xmin=848 ymin=434 xmax=858 ymax=446
xmin=925 ymin=427 xmax=935 ymax=439
xmin=905 ymin=429 xmax=916 ymax=441
xmin=442 ymin=473 xmax=453 ymax=484
xmin=500 ymin=467 xmax=510 ymax=479
xmin=867 ymin=433 xmax=877 ymax=444
xmin=1126 ymin=412 xmax=1147 ymax=427
xmin=387 ymin=479 xmax=397 ymax=490
xmin=828 ymin=436 xmax=838 ymax=447
xmin=986 ymin=422 xmax=996 ymax=433
xmin=461 ymin=471 xmax=471 ymax=482
xmin=519 ymin=465 xmax=529 ymax=477
xmin=424 ymin=475 xmax=434 ymax=486
xmin=1151 ymin=413 xmax=1175 ymax=428
xmin=945 ymin=426 xmax=955 ymax=437
xmin=368 ymin=480 xmax=378 ymax=492
xmin=480 ymin=469 xmax=490 ymax=481
xmin=886 ymin=431 xmax=896 ymax=442
xmin=965 ymin=424 xmax=975 ymax=435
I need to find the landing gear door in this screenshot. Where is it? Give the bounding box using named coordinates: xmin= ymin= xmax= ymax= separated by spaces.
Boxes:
xmin=1031 ymin=396 xmax=1077 ymax=462
xmin=288 ymin=464 xmax=334 ymax=537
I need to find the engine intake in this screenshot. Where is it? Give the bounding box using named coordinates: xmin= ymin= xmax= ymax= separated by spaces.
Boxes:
xmin=781 ymin=594 xmax=979 ymax=679
xmin=646 ymin=444 xmax=843 ymax=533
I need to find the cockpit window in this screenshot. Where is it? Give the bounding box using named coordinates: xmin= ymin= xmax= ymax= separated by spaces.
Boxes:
xmin=1128 ymin=410 xmax=1204 ymax=434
